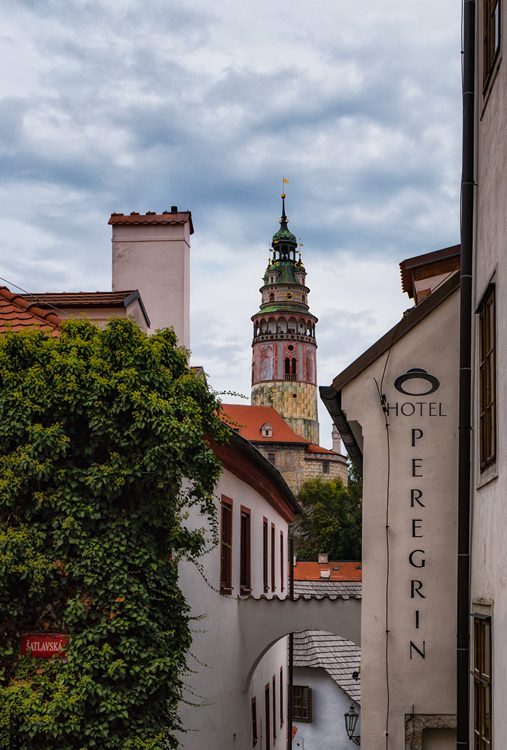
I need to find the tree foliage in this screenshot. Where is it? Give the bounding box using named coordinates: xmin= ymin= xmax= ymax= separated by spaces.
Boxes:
xmin=0 ymin=318 xmax=228 ymax=749
xmin=292 ymin=468 xmax=362 ymax=561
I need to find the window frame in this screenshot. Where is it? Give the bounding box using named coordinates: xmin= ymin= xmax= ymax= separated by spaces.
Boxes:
xmin=251 ymin=696 xmax=258 ymax=747
xmin=483 ymin=0 xmax=501 ymax=91
xmin=473 ymin=615 xmax=492 ymax=749
xmin=292 ymin=685 xmax=313 ymax=723
xmin=272 ymin=675 xmax=277 ymax=742
xmin=280 ymin=666 xmax=284 ymax=728
xmin=477 ymin=284 xmax=496 ymax=472
xmin=263 ymin=517 xmax=269 ymax=593
xmin=322 ymin=460 xmax=330 ymax=474
xmin=265 ymin=683 xmax=271 ymax=746
xmin=240 ymin=506 xmax=252 ymax=594
xmin=271 ymin=523 xmax=276 ymax=592
xmin=280 ymin=531 xmax=285 ymax=593
xmin=220 ymin=496 xmax=233 ymax=594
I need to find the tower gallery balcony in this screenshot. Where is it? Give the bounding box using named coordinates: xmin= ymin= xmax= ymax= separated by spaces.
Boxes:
xmin=253 ymin=331 xmax=316 ymax=345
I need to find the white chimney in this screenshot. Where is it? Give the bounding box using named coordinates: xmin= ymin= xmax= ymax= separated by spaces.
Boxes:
xmin=110 ymin=208 xmax=193 ymax=348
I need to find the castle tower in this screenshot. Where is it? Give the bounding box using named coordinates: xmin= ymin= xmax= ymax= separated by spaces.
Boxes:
xmin=251 ymin=196 xmax=319 ymax=445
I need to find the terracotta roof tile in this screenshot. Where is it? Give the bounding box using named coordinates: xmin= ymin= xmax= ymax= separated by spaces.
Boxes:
xmin=306 ymin=443 xmax=342 ymax=456
xmin=220 ymin=404 xmax=309 ymax=445
xmin=293 ymin=561 xmax=362 ymax=582
xmin=0 ymin=287 xmax=61 ymax=336
xmin=108 ymin=211 xmax=194 ymax=234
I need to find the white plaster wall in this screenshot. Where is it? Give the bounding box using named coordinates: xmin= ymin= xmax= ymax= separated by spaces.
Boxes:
xmin=471 ymin=4 xmax=507 ymax=746
xmin=341 ymin=291 xmax=459 ymax=749
xmin=111 ymin=222 xmax=191 ymax=347
xmin=176 ymin=468 xmax=289 ymax=749
xmin=293 ymin=666 xmax=359 ymax=750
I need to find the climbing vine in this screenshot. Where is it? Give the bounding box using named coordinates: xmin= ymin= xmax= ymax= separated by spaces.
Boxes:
xmin=0 ymin=318 xmax=228 ymax=749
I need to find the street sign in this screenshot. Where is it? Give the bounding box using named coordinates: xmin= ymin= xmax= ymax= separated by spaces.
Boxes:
xmin=20 ymin=633 xmax=69 ymax=659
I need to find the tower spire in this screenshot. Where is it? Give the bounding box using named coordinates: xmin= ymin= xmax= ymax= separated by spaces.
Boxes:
xmin=280 ymin=192 xmax=288 ymax=229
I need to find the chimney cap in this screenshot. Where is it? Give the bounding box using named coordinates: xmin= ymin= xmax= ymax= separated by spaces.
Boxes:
xmin=171 ymin=205 xmax=178 ymax=214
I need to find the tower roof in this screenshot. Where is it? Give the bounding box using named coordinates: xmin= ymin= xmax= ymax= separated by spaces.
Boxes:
xmin=272 ymin=194 xmax=297 ymax=247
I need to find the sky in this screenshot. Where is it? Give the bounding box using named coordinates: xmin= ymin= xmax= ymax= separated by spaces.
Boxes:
xmin=1 ymin=0 xmax=462 ymax=448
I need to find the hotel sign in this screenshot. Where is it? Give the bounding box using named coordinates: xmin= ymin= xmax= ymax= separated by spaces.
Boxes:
xmin=20 ymin=633 xmax=69 ymax=659
xmin=388 ymin=368 xmax=446 ymax=662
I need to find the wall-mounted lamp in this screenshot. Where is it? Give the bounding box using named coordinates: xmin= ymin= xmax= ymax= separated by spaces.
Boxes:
xmin=344 ymin=704 xmax=360 ymax=745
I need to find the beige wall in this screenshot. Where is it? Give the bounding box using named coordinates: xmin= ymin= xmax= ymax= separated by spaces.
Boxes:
xmin=111 ymin=222 xmax=191 ymax=347
xmin=341 ymin=291 xmax=459 ymax=748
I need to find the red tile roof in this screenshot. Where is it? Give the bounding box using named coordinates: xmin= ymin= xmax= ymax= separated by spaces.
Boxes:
xmin=108 ymin=211 xmax=194 ymax=234
xmin=220 ymin=404 xmax=342 ymax=458
xmin=220 ymin=404 xmax=309 ymax=445
xmin=20 ymin=291 xmax=137 ymax=308
xmin=294 ymin=561 xmax=362 ymax=582
xmin=306 ymin=443 xmax=340 ymax=455
xmin=0 ymin=287 xmax=61 ymax=336
xmin=292 ymin=726 xmax=298 ymax=739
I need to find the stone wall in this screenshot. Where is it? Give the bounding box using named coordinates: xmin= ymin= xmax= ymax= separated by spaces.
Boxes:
xmin=256 ymin=443 xmax=348 ymax=495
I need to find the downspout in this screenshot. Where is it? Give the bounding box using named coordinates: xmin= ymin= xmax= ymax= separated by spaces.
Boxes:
xmin=288 ymin=537 xmax=294 ymax=749
xmin=457 ymin=0 xmax=475 ymax=746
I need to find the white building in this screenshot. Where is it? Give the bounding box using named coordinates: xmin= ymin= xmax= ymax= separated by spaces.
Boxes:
xmin=322 ymin=248 xmax=461 ymax=749
xmin=292 ymin=629 xmax=360 ymax=750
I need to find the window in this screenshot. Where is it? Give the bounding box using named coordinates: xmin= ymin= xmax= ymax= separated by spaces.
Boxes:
xmin=251 ymin=697 xmax=258 ymax=746
xmin=272 ymin=676 xmax=277 ymax=742
xmin=220 ymin=497 xmax=233 ymax=594
xmin=478 ymin=285 xmax=496 ymax=471
xmin=280 ymin=667 xmax=284 ymax=728
xmin=271 ymin=524 xmax=276 ymax=591
xmin=322 ymin=461 xmax=330 ymax=474
xmin=484 ymin=0 xmax=501 ymax=89
xmin=285 ymin=357 xmax=291 ymax=381
xmin=291 ymin=358 xmax=297 ymax=381
xmin=473 ymin=616 xmax=492 ymax=748
xmin=240 ymin=507 xmax=251 ymax=593
xmin=267 ymin=452 xmax=276 ymax=466
xmin=280 ymin=532 xmax=284 ymax=592
xmin=263 ymin=518 xmax=269 ymax=592
xmin=293 ymin=686 xmax=313 ymax=723
xmin=265 ymin=684 xmax=271 ymax=746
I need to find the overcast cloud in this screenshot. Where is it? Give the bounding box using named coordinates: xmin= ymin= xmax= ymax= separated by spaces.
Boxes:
xmin=0 ymin=0 xmax=462 ymax=447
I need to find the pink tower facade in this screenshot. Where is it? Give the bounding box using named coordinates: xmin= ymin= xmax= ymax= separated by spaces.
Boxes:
xmin=251 ymin=197 xmax=319 ymax=444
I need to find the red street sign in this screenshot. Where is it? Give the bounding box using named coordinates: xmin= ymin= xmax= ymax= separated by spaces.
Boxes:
xmin=20 ymin=633 xmax=69 ymax=659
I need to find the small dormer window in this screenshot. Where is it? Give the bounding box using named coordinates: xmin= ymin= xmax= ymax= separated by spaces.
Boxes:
xmin=261 ymin=422 xmax=273 ymax=438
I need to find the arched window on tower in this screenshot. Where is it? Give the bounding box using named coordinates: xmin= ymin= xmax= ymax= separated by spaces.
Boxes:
xmin=291 ymin=358 xmax=297 ymax=381
xmin=285 ymin=358 xmax=291 ymax=381
xmin=270 ymin=293 xmax=275 ymax=302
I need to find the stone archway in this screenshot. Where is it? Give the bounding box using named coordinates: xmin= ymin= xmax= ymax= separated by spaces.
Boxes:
xmin=238 ymin=595 xmax=361 ymax=690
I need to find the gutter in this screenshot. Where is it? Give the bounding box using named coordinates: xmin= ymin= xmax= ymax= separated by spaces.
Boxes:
xmin=319 ymin=386 xmax=363 ymax=475
xmin=457 ymin=0 xmax=475 ymax=746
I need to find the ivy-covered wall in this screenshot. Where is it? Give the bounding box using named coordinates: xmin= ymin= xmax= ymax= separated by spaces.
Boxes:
xmin=0 ymin=318 xmax=227 ymax=749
